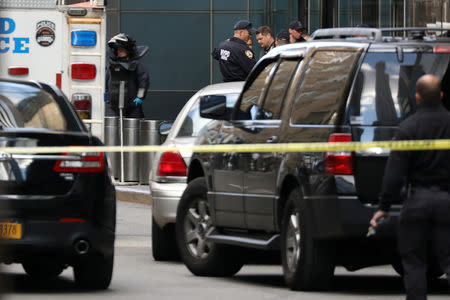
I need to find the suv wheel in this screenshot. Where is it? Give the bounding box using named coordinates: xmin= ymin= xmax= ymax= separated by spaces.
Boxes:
xmin=152 ymin=217 xmax=179 ymax=261
xmin=281 ymin=188 xmax=335 ymax=290
xmin=22 ymin=259 xmax=64 ymax=279
xmin=73 ymin=254 xmax=113 ymax=289
xmin=176 ymin=177 xmax=244 ymax=276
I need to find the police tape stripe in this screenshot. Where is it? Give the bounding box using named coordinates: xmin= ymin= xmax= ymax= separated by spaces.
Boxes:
xmin=2 ymin=139 xmax=450 ymax=154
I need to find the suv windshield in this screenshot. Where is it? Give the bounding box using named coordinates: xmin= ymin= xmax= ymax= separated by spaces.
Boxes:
xmin=0 ymin=82 xmax=71 ymax=131
xmin=347 ymin=52 xmax=450 ymax=126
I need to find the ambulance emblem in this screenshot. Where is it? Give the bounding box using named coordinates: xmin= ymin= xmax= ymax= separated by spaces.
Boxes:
xmin=36 ymin=20 xmax=55 ymax=47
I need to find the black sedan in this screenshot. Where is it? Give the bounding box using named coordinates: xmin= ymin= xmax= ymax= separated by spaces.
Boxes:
xmin=0 ymin=79 xmax=115 ymax=289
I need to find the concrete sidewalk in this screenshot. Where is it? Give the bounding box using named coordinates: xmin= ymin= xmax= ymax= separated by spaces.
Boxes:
xmin=115 ymin=184 xmax=151 ymax=205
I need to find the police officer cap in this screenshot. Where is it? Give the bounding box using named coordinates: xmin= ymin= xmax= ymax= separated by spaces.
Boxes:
xmin=289 ymin=20 xmax=305 ymax=31
xmin=276 ymin=29 xmax=289 ymax=41
xmin=234 ymin=20 xmax=256 ymax=33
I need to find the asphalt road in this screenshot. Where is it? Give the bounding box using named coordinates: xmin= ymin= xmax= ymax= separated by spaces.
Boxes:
xmin=1 ymin=201 xmax=449 ymax=300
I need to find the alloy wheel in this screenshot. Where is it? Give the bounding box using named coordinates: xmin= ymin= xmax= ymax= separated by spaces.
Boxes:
xmin=285 ymin=211 xmax=301 ymax=272
xmin=183 ymin=198 xmax=213 ymax=259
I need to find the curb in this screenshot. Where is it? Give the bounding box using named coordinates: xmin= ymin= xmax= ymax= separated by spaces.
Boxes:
xmin=115 ymin=185 xmax=152 ymax=205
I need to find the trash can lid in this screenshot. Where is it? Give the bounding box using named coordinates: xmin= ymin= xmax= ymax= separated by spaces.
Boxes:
xmin=123 ymin=118 xmax=141 ymax=128
xmin=140 ymin=120 xmax=159 ymax=131
xmin=104 ymin=116 xmax=119 ymax=126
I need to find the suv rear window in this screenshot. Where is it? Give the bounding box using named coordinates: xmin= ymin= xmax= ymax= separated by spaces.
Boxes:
xmin=290 ymin=50 xmax=360 ymax=125
xmin=0 ymin=82 xmax=74 ymax=131
xmin=347 ymin=52 xmax=450 ymax=126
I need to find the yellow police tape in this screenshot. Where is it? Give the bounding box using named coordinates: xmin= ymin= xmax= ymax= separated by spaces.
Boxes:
xmin=1 ymin=139 xmax=450 ymax=154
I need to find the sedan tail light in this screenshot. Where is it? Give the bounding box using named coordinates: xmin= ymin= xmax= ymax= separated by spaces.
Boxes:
xmin=325 ymin=133 xmax=353 ymax=175
xmin=54 ymin=152 xmax=104 ymax=173
xmin=157 ymin=151 xmax=187 ymax=177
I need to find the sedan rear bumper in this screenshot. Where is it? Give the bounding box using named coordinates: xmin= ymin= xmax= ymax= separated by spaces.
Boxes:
xmin=0 ymin=220 xmax=115 ymax=264
xmin=150 ymin=180 xmax=186 ymax=228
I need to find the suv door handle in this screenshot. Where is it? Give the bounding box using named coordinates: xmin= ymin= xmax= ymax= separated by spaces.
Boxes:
xmin=266 ymin=136 xmax=278 ymax=143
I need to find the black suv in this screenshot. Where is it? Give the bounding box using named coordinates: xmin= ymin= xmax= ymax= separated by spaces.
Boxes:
xmin=175 ymin=28 xmax=450 ymax=290
xmin=0 ymin=79 xmax=116 ymax=289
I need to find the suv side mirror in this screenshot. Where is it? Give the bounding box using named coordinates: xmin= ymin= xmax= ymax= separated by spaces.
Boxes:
xmin=199 ymin=95 xmax=230 ymax=120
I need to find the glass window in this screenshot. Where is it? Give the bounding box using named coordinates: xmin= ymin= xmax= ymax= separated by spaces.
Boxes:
xmin=339 ymin=0 xmax=362 ymax=27
xmin=238 ymin=61 xmax=277 ymax=118
xmin=347 ymin=52 xmax=450 ymax=126
xmin=177 ymin=93 xmax=240 ymax=137
xmin=0 ymin=82 xmax=68 ymax=131
xmin=262 ymin=59 xmax=299 ymax=119
xmin=291 ymin=50 xmax=360 ymax=125
xmin=408 ymin=1 xmax=450 ymax=27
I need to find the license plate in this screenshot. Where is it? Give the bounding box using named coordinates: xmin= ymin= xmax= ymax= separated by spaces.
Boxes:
xmin=0 ymin=222 xmax=22 ymax=239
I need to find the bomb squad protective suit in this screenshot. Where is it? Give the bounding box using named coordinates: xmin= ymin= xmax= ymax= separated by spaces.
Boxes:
xmin=105 ymin=33 xmax=150 ymax=118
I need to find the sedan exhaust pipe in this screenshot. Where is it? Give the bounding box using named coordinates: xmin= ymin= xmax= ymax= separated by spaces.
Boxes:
xmin=74 ymin=239 xmax=90 ymax=255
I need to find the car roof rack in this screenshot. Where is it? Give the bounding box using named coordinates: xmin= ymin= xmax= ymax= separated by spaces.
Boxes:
xmin=309 ymin=27 xmax=382 ymax=41
xmin=380 ymin=27 xmax=450 ymax=38
xmin=309 ymin=27 xmax=450 ymax=42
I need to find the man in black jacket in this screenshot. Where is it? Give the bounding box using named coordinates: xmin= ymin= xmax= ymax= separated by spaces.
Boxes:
xmin=212 ymin=20 xmax=256 ymax=82
xmin=288 ymin=20 xmax=306 ymax=43
xmin=371 ymin=74 xmax=450 ymax=300
xmin=256 ymin=26 xmax=275 ymax=59
xmin=105 ymin=33 xmax=149 ymax=118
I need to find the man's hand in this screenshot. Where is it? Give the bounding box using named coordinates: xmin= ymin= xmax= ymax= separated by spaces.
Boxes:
xmin=133 ymin=97 xmax=143 ymax=106
xmin=370 ymin=210 xmax=390 ymax=227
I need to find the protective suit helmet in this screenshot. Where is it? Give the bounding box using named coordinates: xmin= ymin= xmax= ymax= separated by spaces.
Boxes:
xmin=108 ymin=33 xmax=137 ymax=58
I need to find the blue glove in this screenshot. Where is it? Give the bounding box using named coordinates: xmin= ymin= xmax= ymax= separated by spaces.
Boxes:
xmin=133 ymin=97 xmax=143 ymax=106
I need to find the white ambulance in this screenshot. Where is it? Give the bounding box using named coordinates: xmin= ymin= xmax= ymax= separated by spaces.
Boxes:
xmin=0 ymin=0 xmax=106 ymax=140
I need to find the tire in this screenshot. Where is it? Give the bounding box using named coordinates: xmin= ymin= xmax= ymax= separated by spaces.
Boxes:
xmin=281 ymin=188 xmax=335 ymax=291
xmin=152 ymin=216 xmax=179 ymax=261
xmin=22 ymin=259 xmax=64 ymax=279
xmin=175 ymin=177 xmax=244 ymax=277
xmin=74 ymin=254 xmax=113 ymax=290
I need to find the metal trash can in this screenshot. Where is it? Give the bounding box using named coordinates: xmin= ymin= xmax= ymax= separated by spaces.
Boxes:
xmin=104 ymin=117 xmax=119 ymax=179
xmin=123 ymin=118 xmax=141 ymax=182
xmin=139 ymin=120 xmax=161 ymax=185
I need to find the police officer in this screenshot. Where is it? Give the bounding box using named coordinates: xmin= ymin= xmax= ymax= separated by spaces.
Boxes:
xmin=275 ymin=29 xmax=289 ymax=46
xmin=105 ymin=33 xmax=150 ymax=118
xmin=288 ymin=20 xmax=307 ymax=43
xmin=370 ymin=74 xmax=450 ymax=300
xmin=212 ymin=20 xmax=256 ymax=82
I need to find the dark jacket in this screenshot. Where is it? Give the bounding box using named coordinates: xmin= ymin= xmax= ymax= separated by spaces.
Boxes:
xmin=259 ymin=41 xmax=276 ymax=59
xmin=212 ymin=37 xmax=256 ymax=82
xmin=379 ymin=101 xmax=450 ymax=211
xmin=105 ymin=45 xmax=149 ymax=118
xmin=293 ymin=36 xmax=307 ymax=43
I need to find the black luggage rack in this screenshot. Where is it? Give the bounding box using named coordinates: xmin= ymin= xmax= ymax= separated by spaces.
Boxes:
xmin=309 ymin=27 xmax=450 ymax=42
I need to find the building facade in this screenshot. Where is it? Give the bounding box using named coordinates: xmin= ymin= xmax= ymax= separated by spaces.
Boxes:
xmin=301 ymin=0 xmax=450 ymax=32
xmin=106 ymin=0 xmax=449 ymax=120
